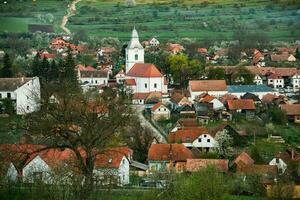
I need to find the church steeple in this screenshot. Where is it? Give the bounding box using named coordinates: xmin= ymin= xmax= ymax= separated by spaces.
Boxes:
xmin=125 ymin=27 xmax=144 ymax=73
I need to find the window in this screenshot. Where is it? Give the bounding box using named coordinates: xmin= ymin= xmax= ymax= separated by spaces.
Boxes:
xmin=276 ymin=158 xmax=279 ymax=163
xmin=122 ymin=159 xmax=125 ymax=165
xmin=95 ymin=80 xmax=98 ymax=84
xmin=164 ymin=108 xmax=166 ymax=111
xmin=108 ymin=158 xmax=112 ymax=164
xmin=33 ymin=172 xmax=43 ymax=182
xmin=145 ymin=83 xmax=147 ymax=88
xmin=27 ymin=96 xmax=29 ymax=100
xmin=207 ymin=139 xmax=210 ymax=142
xmin=158 ymin=108 xmax=160 ymax=111
xmin=27 ymin=106 xmax=30 ymax=111
xmin=198 ymin=138 xmax=201 ymax=142
xmin=7 ymin=93 xmax=11 ymax=99
xmin=0 ymin=93 xmax=2 ymax=98
xmin=154 ymin=83 xmax=157 ymax=88
xmin=135 ymin=54 xmax=138 ymax=60
xmin=204 ymin=134 xmax=207 ymax=138
xmin=104 ymin=80 xmax=106 ymax=84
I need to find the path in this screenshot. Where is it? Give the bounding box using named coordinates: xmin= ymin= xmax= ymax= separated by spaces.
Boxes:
xmin=60 ymin=0 xmax=81 ymax=35
xmin=133 ymin=105 xmax=167 ymax=143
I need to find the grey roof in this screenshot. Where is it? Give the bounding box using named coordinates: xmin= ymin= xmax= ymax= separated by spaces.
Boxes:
xmin=130 ymin=160 xmax=148 ymax=171
xmin=80 ymin=70 xmax=108 ymax=78
xmin=227 ymin=85 xmax=275 ymax=93
xmin=0 ymin=77 xmax=33 ymax=91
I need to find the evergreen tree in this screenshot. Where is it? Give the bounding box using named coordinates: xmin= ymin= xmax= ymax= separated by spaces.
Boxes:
xmin=295 ymin=48 xmax=300 ymax=60
xmin=49 ymin=60 xmax=59 ymax=82
xmin=41 ymin=58 xmax=50 ymax=82
xmin=61 ymin=52 xmax=78 ymax=90
xmin=32 ymin=54 xmax=41 ymax=77
xmin=1 ymin=53 xmax=13 ymax=78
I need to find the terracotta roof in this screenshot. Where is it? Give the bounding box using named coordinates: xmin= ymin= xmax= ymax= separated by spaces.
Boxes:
xmin=148 ymin=144 xmax=192 ymax=162
xmin=39 ymin=52 xmax=55 ymax=59
xmin=76 ymin=65 xmax=96 ymax=72
xmin=132 ymin=92 xmax=150 ymax=100
xmin=268 ymin=73 xmax=282 ymax=79
xmin=227 ymin=99 xmax=256 ymax=110
xmin=271 ymin=53 xmax=291 ymax=62
xmin=168 ymin=127 xmax=209 ymax=143
xmin=151 ymin=102 xmax=162 ymax=111
xmin=115 ymin=70 xmax=125 ymax=77
xmin=186 ymin=159 xmax=228 ymax=172
xmin=234 ymin=152 xmax=254 ymax=166
xmin=189 ymin=80 xmax=227 ymax=92
xmin=195 ymin=93 xmax=215 ymax=103
xmin=124 ymin=79 xmax=136 ymax=86
xmin=177 ymin=118 xmax=198 ymax=128
xmin=127 ymin=63 xmax=163 ymax=77
xmin=0 ymin=77 xmax=33 ymax=91
xmin=166 ymin=43 xmax=185 ymax=52
xmin=170 ymin=93 xmax=184 ymax=104
xmin=253 ymin=50 xmax=264 ymax=64
xmin=237 ymin=163 xmax=277 ymax=175
xmin=262 ymin=93 xmax=278 ymax=104
xmin=220 ymin=93 xmax=238 ymax=104
xmin=280 ymin=104 xmax=300 ymax=116
xmin=197 ymin=48 xmax=208 ymax=54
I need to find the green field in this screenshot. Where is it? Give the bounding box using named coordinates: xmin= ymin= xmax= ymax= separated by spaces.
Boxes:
xmin=0 ymin=0 xmax=300 ymax=41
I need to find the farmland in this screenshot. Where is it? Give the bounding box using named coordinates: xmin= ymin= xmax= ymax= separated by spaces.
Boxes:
xmin=0 ymin=0 xmax=299 ymax=41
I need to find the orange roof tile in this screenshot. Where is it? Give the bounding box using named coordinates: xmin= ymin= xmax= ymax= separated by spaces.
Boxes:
xmin=189 ymin=80 xmax=227 ymax=92
xmin=124 ymin=79 xmax=136 ymax=86
xmin=280 ymin=104 xmax=300 ymax=116
xmin=262 ymin=93 xmax=279 ymax=104
xmin=127 ymin=63 xmax=163 ymax=77
xmin=148 ymin=144 xmax=192 ymax=162
xmin=168 ymin=127 xmax=208 ymax=143
xmin=186 ymin=159 xmax=228 ymax=172
xmin=151 ymin=102 xmax=166 ymax=112
xmin=237 ymin=163 xmax=277 ymax=175
xmin=220 ymin=93 xmax=238 ymax=104
xmin=227 ymin=99 xmax=256 ymax=110
xmin=234 ymin=152 xmax=254 ymax=166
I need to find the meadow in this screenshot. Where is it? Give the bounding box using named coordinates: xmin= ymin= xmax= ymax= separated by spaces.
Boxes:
xmin=0 ymin=0 xmax=299 ymax=42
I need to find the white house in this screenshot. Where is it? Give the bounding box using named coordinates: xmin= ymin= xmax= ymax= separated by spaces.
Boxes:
xmin=195 ymin=93 xmax=224 ymax=110
xmin=191 ymin=133 xmax=217 ymax=152
xmin=269 ymin=157 xmax=287 ymax=175
xmin=267 ymin=73 xmax=284 ymax=89
xmin=124 ymin=28 xmax=168 ymax=102
xmin=78 ymin=70 xmax=109 ymax=87
xmin=151 ymin=102 xmax=170 ymax=120
xmin=227 ymin=85 xmax=278 ymax=99
xmin=188 ymin=80 xmax=227 ymax=100
xmin=254 ymin=75 xmax=263 ymax=85
xmin=149 ymin=37 xmax=160 ymax=47
xmin=0 ymin=77 xmax=40 ymax=115
xmin=291 ymin=73 xmax=300 ymax=92
xmin=115 ymin=70 xmax=126 ymax=84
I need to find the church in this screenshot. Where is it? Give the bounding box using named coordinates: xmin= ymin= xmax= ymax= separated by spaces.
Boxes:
xmin=124 ymin=28 xmax=168 ymax=104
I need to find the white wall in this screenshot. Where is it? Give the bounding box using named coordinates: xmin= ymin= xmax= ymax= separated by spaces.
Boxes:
xmin=126 ymin=48 xmax=144 ymax=73
xmin=79 ymin=77 xmax=108 ymax=86
xmin=292 ymin=74 xmax=300 ymax=92
xmin=118 ymin=156 xmax=130 ymax=185
xmin=192 ymin=134 xmax=217 ymax=149
xmin=229 ymin=91 xmax=278 ymax=99
xmin=269 ymin=158 xmax=287 ymax=174
xmin=254 ymin=75 xmax=263 ymax=85
xmin=268 ymin=78 xmax=284 ymax=89
xmin=6 ymin=163 xmax=18 ymax=181
xmin=211 ymin=99 xmax=224 ymax=110
xmin=128 ymin=76 xmax=167 ymax=94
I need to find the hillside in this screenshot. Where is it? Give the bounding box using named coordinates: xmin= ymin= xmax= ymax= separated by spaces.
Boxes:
xmin=0 ymin=0 xmax=300 ymax=41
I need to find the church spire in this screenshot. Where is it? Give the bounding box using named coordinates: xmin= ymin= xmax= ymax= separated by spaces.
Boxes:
xmin=128 ymin=27 xmax=143 ymax=49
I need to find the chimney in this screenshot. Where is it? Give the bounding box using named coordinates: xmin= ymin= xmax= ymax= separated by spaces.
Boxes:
xmin=21 ymin=77 xmax=24 ymax=83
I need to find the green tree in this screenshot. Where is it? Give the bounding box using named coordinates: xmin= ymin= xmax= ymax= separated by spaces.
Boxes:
xmin=231 ymin=66 xmax=254 ymax=85
xmin=1 ymin=53 xmax=13 ymax=78
xmin=31 ymin=54 xmax=41 ymax=77
xmin=0 ymin=98 xmax=15 ymax=114
xmin=207 ymin=67 xmax=225 ymax=80
xmin=61 ymin=52 xmax=77 ymax=87
xmin=295 ymin=48 xmax=300 ymax=60
xmin=215 ymin=130 xmax=233 ymax=158
xmin=40 ymin=58 xmax=50 ymax=82
xmin=250 ymin=145 xmax=264 ymax=164
xmin=269 ymin=107 xmax=287 ymax=125
xmin=49 ymin=60 xmax=59 ymax=82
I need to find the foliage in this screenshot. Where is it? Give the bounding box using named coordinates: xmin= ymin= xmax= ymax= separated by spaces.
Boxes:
xmin=230 ymin=66 xmax=254 ymax=85
xmin=0 ymin=98 xmax=15 ymax=114
xmin=215 ymin=130 xmax=233 ymax=158
xmin=270 ymin=179 xmax=295 ymax=200
xmin=207 ymin=67 xmax=225 ymax=80
xmin=250 ymin=145 xmax=264 ymax=164
xmin=268 ymin=107 xmax=287 ymax=125
xmin=244 ymin=174 xmax=266 ymax=197
xmin=0 ymin=53 xmax=13 ymax=78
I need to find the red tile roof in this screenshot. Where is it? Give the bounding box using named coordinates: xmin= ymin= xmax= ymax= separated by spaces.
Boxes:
xmin=227 ymin=99 xmax=256 ymax=110
xmin=124 ymin=79 xmax=136 ymax=86
xmin=127 ymin=63 xmax=163 ymax=77
xmin=186 ymin=159 xmax=228 ymax=172
xmin=220 ymin=93 xmax=238 ymax=104
xmin=177 ymin=118 xmax=198 ymax=128
xmin=262 ymin=93 xmax=279 ymax=104
xmin=280 ymin=104 xmax=300 ymax=116
xmin=268 ymin=73 xmax=282 ymax=79
xmin=168 ymin=127 xmax=209 ymax=143
xmin=148 ymin=144 xmax=192 ymax=162
xmin=234 ymin=152 xmax=254 ymax=166
xmin=237 ymin=163 xmax=277 ymax=175
xmin=132 ymin=92 xmax=150 ymax=100
xmin=151 ymin=102 xmax=164 ymax=112
xmin=197 ymin=48 xmax=208 ymax=54
xmin=189 ymin=80 xmax=227 ymax=92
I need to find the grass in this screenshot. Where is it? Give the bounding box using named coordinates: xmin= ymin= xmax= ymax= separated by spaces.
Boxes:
xmin=0 ymin=0 xmax=299 ymax=41
xmin=0 ymin=17 xmax=28 ymax=32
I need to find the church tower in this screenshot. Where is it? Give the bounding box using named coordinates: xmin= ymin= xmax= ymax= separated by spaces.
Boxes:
xmin=125 ymin=27 xmax=144 ymax=73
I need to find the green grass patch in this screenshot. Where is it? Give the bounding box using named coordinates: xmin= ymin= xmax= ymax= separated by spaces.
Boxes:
xmin=0 ymin=17 xmax=28 ymax=32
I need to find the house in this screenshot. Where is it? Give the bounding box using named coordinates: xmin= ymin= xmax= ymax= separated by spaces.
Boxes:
xmin=252 ymin=49 xmax=265 ymax=67
xmin=226 ymin=99 xmax=256 ymax=119
xmin=186 ymin=159 xmax=228 ymax=172
xmin=151 ymin=102 xmax=170 ymax=120
xmin=148 ymin=144 xmax=192 ymax=172
xmin=168 ymin=127 xmax=208 ymax=147
xmin=0 ymin=77 xmax=40 ymax=115
xmin=267 ymin=73 xmax=284 ymax=89
xmin=280 ymin=104 xmax=300 ymax=123
xmin=176 ymin=104 xmax=195 ymax=117
xmin=77 ymin=70 xmax=109 ymax=88
xmin=271 ymin=53 xmax=296 ymax=62
xmin=261 ymin=93 xmax=287 ymax=106
xmin=166 ymin=43 xmax=185 ymax=54
xmin=197 ymin=48 xmax=208 ymax=56
xmin=188 ymin=80 xmax=227 ymax=100
xmin=195 ymin=93 xmax=224 ymax=111
xmin=115 ymin=70 xmax=126 ymax=84
xmin=149 ymin=37 xmax=160 ymax=47
xmin=170 ymin=92 xmax=192 ymax=110
xmin=97 ymin=47 xmax=117 ymax=64
xmin=0 ymin=144 xmax=132 ymax=186
xmin=236 ymin=162 xmax=278 ymax=177
xmin=291 ymin=73 xmax=300 ymax=92
xmin=241 ymin=92 xmax=261 ymax=103
xmin=227 ymin=85 xmax=278 ymax=99
xmin=171 ymin=118 xmax=198 ymax=132
xmin=124 ymin=28 xmax=168 ymax=102
xmin=253 ymin=75 xmax=263 ymax=85
xmin=269 ymin=150 xmax=300 ymax=174
xmin=220 ymin=93 xmax=238 ymax=104
xmin=233 ymin=152 xmax=254 ymax=167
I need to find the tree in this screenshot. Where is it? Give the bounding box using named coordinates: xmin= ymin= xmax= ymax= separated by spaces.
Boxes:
xmin=166 ymin=55 xmax=203 ymax=88
xmin=206 ymin=67 xmax=225 ymax=80
xmin=250 ymin=146 xmax=264 ymax=164
xmin=31 ymin=54 xmax=41 ymax=77
xmin=215 ymin=130 xmax=233 ymax=158
xmin=1 ymin=53 xmax=13 ymax=78
xmin=270 ymin=178 xmax=295 ymax=200
xmin=231 ymin=66 xmax=254 ymax=85
xmin=72 ymin=29 xmax=88 ymax=44
xmin=40 ymin=58 xmax=50 ymax=82
xmin=24 ymin=86 xmax=133 ymax=199
xmin=125 ymin=0 xmax=136 ymax=7
xmin=269 ymin=107 xmax=287 ymax=125
xmin=61 ymin=52 xmax=78 ymax=88
xmin=49 ymin=60 xmax=59 ymax=82
xmin=295 ymin=48 xmax=300 ymax=60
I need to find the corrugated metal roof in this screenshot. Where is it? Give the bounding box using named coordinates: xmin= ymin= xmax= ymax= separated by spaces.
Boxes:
xmin=227 ymin=85 xmax=275 ymax=93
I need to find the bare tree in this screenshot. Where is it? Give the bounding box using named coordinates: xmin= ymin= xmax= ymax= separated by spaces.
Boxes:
xmin=23 ymin=85 xmax=133 ymax=199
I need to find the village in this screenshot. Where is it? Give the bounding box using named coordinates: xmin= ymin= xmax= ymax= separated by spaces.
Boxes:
xmin=0 ymin=26 xmax=300 ymax=199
